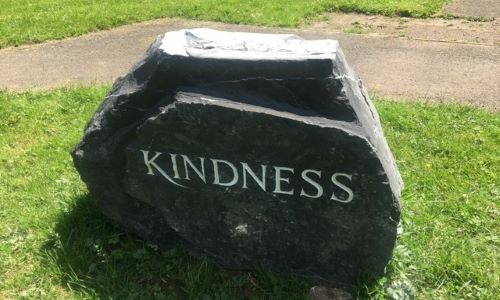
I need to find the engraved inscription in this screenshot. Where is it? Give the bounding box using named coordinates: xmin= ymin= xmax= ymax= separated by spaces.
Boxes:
xmin=140 ymin=150 xmax=354 ymax=203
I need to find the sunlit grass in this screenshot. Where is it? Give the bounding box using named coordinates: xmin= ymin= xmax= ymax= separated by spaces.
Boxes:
xmin=0 ymin=87 xmax=497 ymax=299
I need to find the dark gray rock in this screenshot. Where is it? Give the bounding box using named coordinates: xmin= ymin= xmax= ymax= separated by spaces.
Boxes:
xmin=72 ymin=28 xmax=403 ymax=285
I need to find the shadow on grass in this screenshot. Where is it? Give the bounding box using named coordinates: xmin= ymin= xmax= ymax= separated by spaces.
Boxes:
xmin=42 ymin=194 xmax=311 ymax=299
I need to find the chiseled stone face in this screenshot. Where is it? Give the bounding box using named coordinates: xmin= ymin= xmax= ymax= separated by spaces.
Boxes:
xmin=72 ymin=29 xmax=403 ymax=285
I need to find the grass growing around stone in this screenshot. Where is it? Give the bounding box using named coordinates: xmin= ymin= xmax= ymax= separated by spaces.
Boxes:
xmin=0 ymin=0 xmax=450 ymax=48
xmin=0 ymin=87 xmax=497 ymax=299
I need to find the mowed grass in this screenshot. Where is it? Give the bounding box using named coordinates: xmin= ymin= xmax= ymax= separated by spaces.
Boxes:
xmin=0 ymin=0 xmax=450 ymax=48
xmin=0 ymin=87 xmax=498 ymax=299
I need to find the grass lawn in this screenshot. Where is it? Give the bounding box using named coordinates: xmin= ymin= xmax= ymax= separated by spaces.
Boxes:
xmin=0 ymin=86 xmax=498 ymax=299
xmin=0 ymin=0 xmax=450 ymax=48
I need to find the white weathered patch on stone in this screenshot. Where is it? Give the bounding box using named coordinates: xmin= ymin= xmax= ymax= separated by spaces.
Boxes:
xmin=232 ymin=224 xmax=249 ymax=236
xmin=160 ymin=28 xmax=339 ymax=60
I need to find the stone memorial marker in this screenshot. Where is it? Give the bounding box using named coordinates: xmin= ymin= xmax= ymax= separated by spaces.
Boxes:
xmin=72 ymin=28 xmax=403 ymax=285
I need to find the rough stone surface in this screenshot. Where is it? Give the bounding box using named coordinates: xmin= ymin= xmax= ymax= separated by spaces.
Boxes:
xmin=72 ymin=28 xmax=403 ymax=285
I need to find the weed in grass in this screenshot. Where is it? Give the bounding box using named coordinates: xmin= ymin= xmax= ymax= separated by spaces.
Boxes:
xmin=0 ymin=88 xmax=498 ymax=299
xmin=344 ymin=22 xmax=367 ymax=34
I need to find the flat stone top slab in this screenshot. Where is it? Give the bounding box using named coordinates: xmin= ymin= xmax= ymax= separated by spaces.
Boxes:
xmin=160 ymin=28 xmax=339 ymax=60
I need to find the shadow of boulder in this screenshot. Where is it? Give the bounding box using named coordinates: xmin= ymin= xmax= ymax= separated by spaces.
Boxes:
xmin=42 ymin=194 xmax=191 ymax=298
xmin=41 ymin=194 xmax=309 ymax=299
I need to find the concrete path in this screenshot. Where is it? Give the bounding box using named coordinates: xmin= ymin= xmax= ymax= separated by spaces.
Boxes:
xmin=443 ymin=0 xmax=500 ymax=19
xmin=1 ymin=17 xmax=498 ymax=110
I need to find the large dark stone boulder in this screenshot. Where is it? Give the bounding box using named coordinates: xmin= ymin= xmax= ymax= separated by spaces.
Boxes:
xmin=72 ymin=28 xmax=403 ymax=285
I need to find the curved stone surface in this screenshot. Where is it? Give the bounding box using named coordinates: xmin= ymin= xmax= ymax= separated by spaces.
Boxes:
xmin=72 ymin=28 xmax=403 ymax=285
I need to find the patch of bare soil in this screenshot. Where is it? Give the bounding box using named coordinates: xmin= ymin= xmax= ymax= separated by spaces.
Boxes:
xmin=305 ymin=12 xmax=500 ymax=46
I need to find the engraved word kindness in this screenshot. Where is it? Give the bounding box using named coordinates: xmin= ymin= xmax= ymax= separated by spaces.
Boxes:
xmin=140 ymin=150 xmax=354 ymax=203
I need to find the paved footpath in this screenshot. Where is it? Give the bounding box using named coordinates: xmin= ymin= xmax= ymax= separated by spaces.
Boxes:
xmin=443 ymin=0 xmax=500 ymax=19
xmin=1 ymin=17 xmax=498 ymax=110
